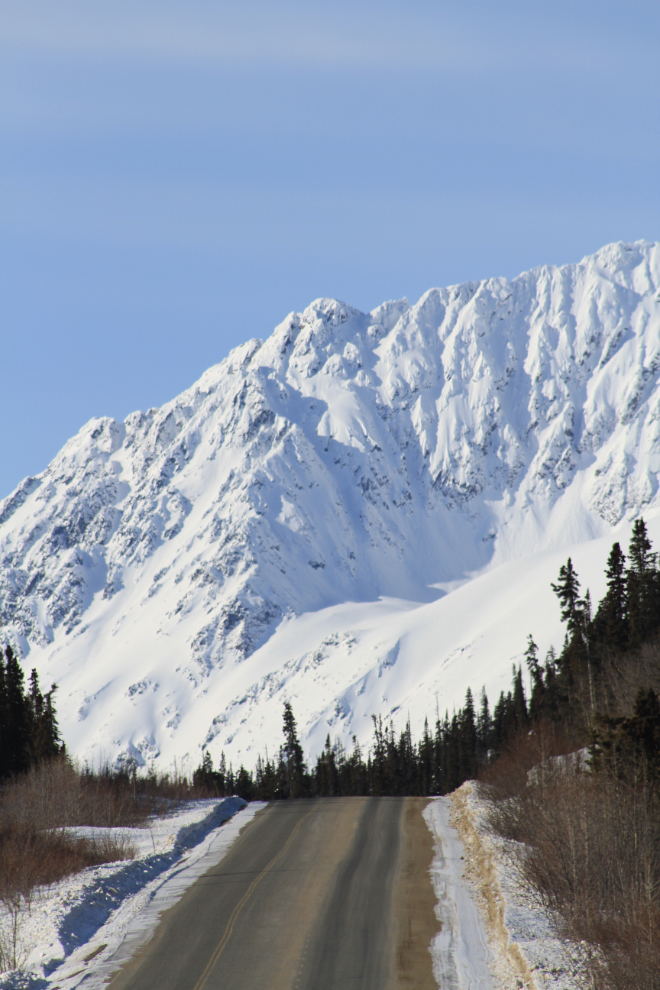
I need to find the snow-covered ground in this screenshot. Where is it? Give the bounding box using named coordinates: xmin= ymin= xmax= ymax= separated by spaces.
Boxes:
xmin=1 ymin=241 xmax=659 ymax=771
xmin=0 ymin=797 xmax=261 ymax=989
xmin=424 ymin=798 xmax=495 ymax=988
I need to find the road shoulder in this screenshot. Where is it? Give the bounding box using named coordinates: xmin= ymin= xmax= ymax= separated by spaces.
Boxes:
xmin=391 ymin=797 xmax=441 ymax=990
xmin=423 ymin=796 xmax=496 ymax=989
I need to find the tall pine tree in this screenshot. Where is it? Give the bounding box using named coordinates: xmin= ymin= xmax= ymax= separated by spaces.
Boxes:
xmin=626 ymin=519 xmax=660 ymax=646
xmin=3 ymin=645 xmax=30 ymax=776
xmin=282 ymin=702 xmax=307 ymax=798
xmin=551 ymin=558 xmax=582 ymax=639
xmin=597 ymin=542 xmax=628 ymax=649
xmin=0 ymin=645 xmax=63 ymax=778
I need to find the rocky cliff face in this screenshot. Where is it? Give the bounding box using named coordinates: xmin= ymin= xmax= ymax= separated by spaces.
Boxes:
xmin=1 ymin=240 xmax=659 ymax=766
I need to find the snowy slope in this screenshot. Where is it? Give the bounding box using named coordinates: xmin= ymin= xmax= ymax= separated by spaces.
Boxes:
xmin=1 ymin=240 xmax=660 ymax=769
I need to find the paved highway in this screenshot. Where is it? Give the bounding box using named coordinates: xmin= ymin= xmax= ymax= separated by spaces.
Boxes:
xmin=108 ymin=797 xmax=439 ymax=990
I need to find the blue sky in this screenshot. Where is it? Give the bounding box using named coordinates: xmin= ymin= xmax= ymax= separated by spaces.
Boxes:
xmin=1 ymin=0 xmax=659 ymax=499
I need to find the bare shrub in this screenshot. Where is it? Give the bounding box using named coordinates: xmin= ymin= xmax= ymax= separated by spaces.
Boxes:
xmin=0 ymin=825 xmax=134 ymax=901
xmin=478 ymin=719 xmax=585 ymax=799
xmin=1 ymin=759 xmax=141 ymax=830
xmin=0 ymin=820 xmax=135 ymax=971
xmin=0 ymin=753 xmax=222 ymax=973
xmin=485 ymin=768 xmax=660 ymax=990
xmin=0 ymin=757 xmax=158 ymax=931
xmin=0 ymin=756 xmax=205 ymax=834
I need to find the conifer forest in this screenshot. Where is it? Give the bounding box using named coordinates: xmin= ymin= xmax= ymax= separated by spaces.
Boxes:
xmin=192 ymin=517 xmax=660 ymax=803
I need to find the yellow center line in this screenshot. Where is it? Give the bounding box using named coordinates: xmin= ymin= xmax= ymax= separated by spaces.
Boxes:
xmin=191 ymin=805 xmax=317 ymax=990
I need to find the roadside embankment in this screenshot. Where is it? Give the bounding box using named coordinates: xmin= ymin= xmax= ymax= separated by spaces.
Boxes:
xmin=448 ymin=781 xmax=589 ymax=990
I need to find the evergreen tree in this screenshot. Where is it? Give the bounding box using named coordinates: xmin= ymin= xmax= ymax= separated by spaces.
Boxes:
xmin=417 ymin=717 xmax=434 ymax=796
xmin=512 ymin=664 xmax=529 ymax=731
xmin=315 ymin=734 xmax=339 ymax=796
xmin=551 ymin=558 xmax=582 ymax=639
xmin=596 ymin=542 xmax=628 ymax=649
xmin=628 ymin=518 xmax=655 ymax=576
xmin=282 ymin=702 xmax=306 ymax=798
xmin=348 ymin=736 xmax=368 ymax=796
xmin=576 ymin=590 xmax=597 ymax=711
xmin=476 ymin=687 xmax=492 ymax=760
xmin=26 ymin=670 xmax=61 ymax=763
xmin=371 ymin=715 xmax=387 ymax=796
xmin=193 ymin=749 xmax=217 ymax=791
xmin=525 ymin=635 xmax=545 ymax=721
xmin=626 ymin=519 xmax=660 ymax=645
xmin=592 ymin=687 xmax=660 ymax=786
xmin=3 ymin=645 xmax=30 ymax=776
xmin=460 ymin=688 xmax=478 ymax=780
xmin=542 ymin=646 xmax=562 ymax=721
xmin=433 ymin=713 xmax=448 ymax=796
xmin=235 ymin=766 xmax=254 ymax=800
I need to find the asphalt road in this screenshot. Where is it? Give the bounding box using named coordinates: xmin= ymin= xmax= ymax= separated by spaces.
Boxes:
xmin=108 ymin=796 xmax=437 ymax=990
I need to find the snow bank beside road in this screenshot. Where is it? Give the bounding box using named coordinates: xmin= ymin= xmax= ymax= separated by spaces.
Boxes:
xmin=447 ymin=783 xmax=588 ymax=989
xmin=0 ymin=797 xmax=262 ymax=990
xmin=423 ymin=798 xmax=495 ymax=989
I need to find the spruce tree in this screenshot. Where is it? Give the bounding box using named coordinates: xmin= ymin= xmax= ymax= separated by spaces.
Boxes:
xmin=418 ymin=717 xmax=434 ymax=796
xmin=476 ymin=687 xmax=492 ymax=760
xmin=3 ymin=645 xmax=30 ymax=776
xmin=512 ymin=664 xmax=529 ymax=731
xmin=628 ymin=518 xmax=654 ymax=576
xmin=282 ymin=702 xmax=306 ymax=798
xmin=0 ymin=649 xmax=8 ymax=778
xmin=525 ymin=635 xmax=545 ymax=720
xmin=542 ymin=646 xmax=562 ymax=721
xmin=551 ymin=558 xmax=582 ymax=639
xmin=433 ymin=713 xmax=448 ymax=795
xmin=626 ymin=519 xmax=660 ymax=645
xmin=460 ymin=688 xmax=478 ymax=780
xmin=598 ymin=542 xmax=628 ymax=648
xmin=235 ymin=766 xmax=254 ymax=800
xmin=27 ymin=670 xmax=62 ymax=763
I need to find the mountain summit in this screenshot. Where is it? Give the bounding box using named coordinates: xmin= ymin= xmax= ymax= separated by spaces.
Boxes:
xmin=2 ymin=240 xmax=660 ymax=767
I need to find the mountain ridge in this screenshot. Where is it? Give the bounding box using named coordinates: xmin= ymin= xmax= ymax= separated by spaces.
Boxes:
xmin=1 ymin=239 xmax=659 ymax=767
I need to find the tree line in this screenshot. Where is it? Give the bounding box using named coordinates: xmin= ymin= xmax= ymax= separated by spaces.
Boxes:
xmin=2 ymin=518 xmax=658 ymax=797
xmin=195 ymin=518 xmax=660 ymax=801
xmin=0 ymin=644 xmax=63 ymax=779
xmin=194 ymin=680 xmax=545 ymax=802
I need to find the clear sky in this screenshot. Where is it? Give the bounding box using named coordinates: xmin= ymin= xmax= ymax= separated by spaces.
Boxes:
xmin=1 ymin=0 xmax=659 ymax=499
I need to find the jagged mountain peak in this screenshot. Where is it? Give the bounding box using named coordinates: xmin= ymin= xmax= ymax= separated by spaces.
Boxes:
xmin=1 ymin=240 xmax=659 ymax=767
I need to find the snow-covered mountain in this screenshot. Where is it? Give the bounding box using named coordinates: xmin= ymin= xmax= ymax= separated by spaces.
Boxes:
xmin=2 ymin=240 xmax=660 ymax=769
